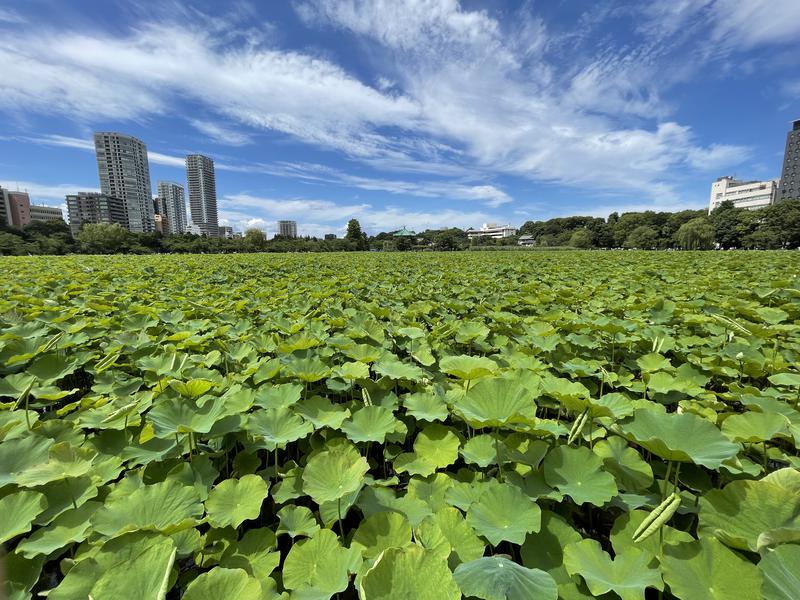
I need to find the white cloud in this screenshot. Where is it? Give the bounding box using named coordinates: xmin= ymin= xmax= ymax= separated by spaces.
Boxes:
xmin=189 ymin=119 xmax=252 ymax=146
xmin=0 ymin=7 xmax=26 ymax=24
xmin=0 ymin=180 xmax=98 ymax=202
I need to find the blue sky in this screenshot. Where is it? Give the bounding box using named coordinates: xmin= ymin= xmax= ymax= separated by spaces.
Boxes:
xmin=1 ymin=0 xmax=798 ymax=237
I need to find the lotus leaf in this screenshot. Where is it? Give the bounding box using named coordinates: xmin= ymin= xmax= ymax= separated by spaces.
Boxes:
xmin=439 ymin=355 xmax=499 ymax=381
xmin=282 ymin=529 xmax=361 ymax=596
xmin=593 ymin=436 xmax=653 ymax=491
xmin=341 ymin=406 xmax=400 ymax=444
xmin=206 ymin=474 xmax=269 ymax=528
xmin=563 ymin=539 xmax=662 ymax=600
xmin=88 ymin=537 xmax=177 ymax=600
xmin=16 ymin=500 xmax=101 ymax=557
xmin=543 ymin=445 xmax=618 ymax=506
xmin=662 ymin=537 xmax=762 ymax=600
xmin=247 ymin=408 xmax=314 ymax=450
xmin=610 ymin=508 xmax=693 ymax=557
xmin=760 ymin=543 xmax=800 ymax=600
xmin=415 ymin=507 xmax=485 ymax=565
xmin=295 ymin=395 xmax=351 ymax=429
xmin=620 ymin=409 xmax=740 ymax=468
xmin=13 ymin=442 xmax=95 ymax=487
xmin=277 ymin=505 xmax=320 ymax=538
xmin=466 ymin=484 xmax=541 ymax=545
xmin=0 ymin=490 xmax=47 ymax=544
xmin=183 ymin=567 xmax=263 ymax=600
xmin=302 ymin=441 xmax=369 ymax=505
xmin=520 ymin=511 xmax=583 ymax=585
xmin=394 ymin=423 xmax=460 ymax=477
xmin=358 ymin=545 xmax=460 ymax=599
xmin=453 ymin=556 xmax=558 ymax=600
xmin=454 ymin=377 xmax=533 ymax=427
xmin=253 ymin=383 xmax=303 ymax=410
xmin=351 ymin=511 xmax=413 ymax=558
xmin=721 ymin=411 xmax=791 ymax=443
xmin=402 ymin=391 xmax=449 ymax=422
xmin=169 ymin=378 xmax=215 ymax=399
xmin=219 ymin=527 xmax=280 ymax=584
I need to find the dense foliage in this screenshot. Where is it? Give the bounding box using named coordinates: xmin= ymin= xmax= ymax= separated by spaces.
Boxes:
xmin=3 ymin=201 xmax=800 ymax=256
xmin=1 ymin=251 xmax=799 ymax=599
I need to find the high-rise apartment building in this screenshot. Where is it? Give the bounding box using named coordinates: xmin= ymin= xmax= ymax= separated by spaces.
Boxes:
xmin=278 ymin=220 xmax=298 ymax=238
xmin=778 ymin=119 xmax=800 ymax=201
xmin=94 ymin=132 xmax=154 ymax=233
xmin=186 ymin=154 xmax=218 ymax=236
xmin=66 ymin=192 xmax=129 ymax=237
xmin=708 ymin=176 xmax=778 ymax=213
xmin=156 ymin=181 xmax=188 ymax=235
xmin=1 ymin=188 xmax=31 ymax=228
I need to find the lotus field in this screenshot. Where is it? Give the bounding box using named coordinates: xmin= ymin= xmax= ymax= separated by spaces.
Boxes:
xmin=2 ymin=251 xmax=800 ymax=599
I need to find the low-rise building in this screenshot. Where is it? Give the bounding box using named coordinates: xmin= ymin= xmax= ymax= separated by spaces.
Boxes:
xmin=324 ymin=233 xmax=337 ymax=240
xmin=708 ymin=176 xmax=778 ymax=213
xmin=219 ymin=226 xmax=235 ymax=239
xmin=518 ymin=235 xmax=536 ymax=246
xmin=29 ymin=205 xmax=64 ymax=223
xmin=66 ymin=192 xmax=128 ymax=237
xmin=466 ymin=223 xmax=517 ymax=240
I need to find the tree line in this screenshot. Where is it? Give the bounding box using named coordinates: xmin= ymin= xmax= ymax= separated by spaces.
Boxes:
xmin=1 ymin=201 xmax=799 ymax=256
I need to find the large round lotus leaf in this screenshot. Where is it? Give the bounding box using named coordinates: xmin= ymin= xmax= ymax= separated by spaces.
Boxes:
xmin=14 ymin=442 xmax=96 ymax=487
xmin=543 ymin=445 xmax=617 ymax=506
xmin=4 ymin=550 xmax=44 ymax=600
xmin=454 ymin=377 xmax=533 ymax=427
xmin=453 ymin=556 xmax=558 ymax=600
xmin=466 ymin=484 xmax=541 ymax=545
xmin=620 ymin=409 xmax=739 ymax=469
xmin=415 ymin=507 xmax=485 ymax=565
xmin=295 ymin=396 xmax=351 ymax=429
xmin=277 ymin=505 xmax=320 ymax=538
xmin=373 ymin=356 xmax=425 ymax=381
xmin=218 ymin=527 xmax=280 ymax=584
xmin=34 ymin=476 xmax=98 ymax=526
xmin=586 ymin=393 xmax=635 ymax=419
xmin=760 ymin=543 xmax=800 ymax=600
xmin=358 ymin=485 xmax=433 ymax=528
xmin=283 ymin=356 xmax=330 ymax=383
xmin=0 ymin=435 xmax=53 ymax=487
xmin=402 ymin=392 xmax=449 ymax=422
xmin=91 ymin=479 xmax=204 ymax=538
xmin=439 ymin=355 xmax=498 ymax=381
xmin=662 ymin=537 xmax=762 ymax=600
xmin=407 ymin=473 xmax=453 ymax=512
xmin=461 ymin=433 xmax=499 ymax=467
xmin=610 ymin=509 xmax=693 ymax=557
xmin=206 ymin=475 xmax=269 ymax=528
xmin=721 ymin=411 xmax=791 ymax=443
xmin=768 ymin=373 xmax=800 ymax=387
xmin=253 ymin=383 xmax=303 ymax=410
xmin=336 ymin=361 xmax=371 ymax=381
xmin=282 ymin=529 xmax=361 ymax=595
xmin=0 ymin=490 xmax=47 ymax=544
xmin=394 ymin=423 xmax=460 ymax=477
xmin=88 ymin=537 xmax=177 ymax=600
xmin=302 ymin=441 xmax=369 ymax=505
xmin=169 ymin=378 xmax=216 ymax=399
xmin=592 ymin=436 xmax=653 ymax=491
xmin=699 ymin=477 xmax=800 ymax=552
xmin=341 ymin=406 xmax=400 ymax=444
xmin=148 ymin=396 xmax=227 ymax=436
xmin=358 ymin=545 xmax=460 ymax=599
xmin=352 ymin=511 xmax=413 ymax=558
xmin=246 ymin=408 xmax=314 ymax=450
xmin=16 ymin=500 xmax=101 ymax=558
xmin=563 ymin=539 xmax=662 ymax=600
xmin=183 ymin=567 xmax=262 ymax=600
xmin=520 ymin=511 xmax=582 ymax=586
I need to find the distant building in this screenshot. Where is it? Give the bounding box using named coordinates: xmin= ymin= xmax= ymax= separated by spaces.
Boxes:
xmin=518 ymin=235 xmax=536 ymax=246
xmin=29 ymin=205 xmax=64 ymax=223
xmin=186 ymin=222 xmax=203 ymax=235
xmin=153 ymin=213 xmax=168 ymax=234
xmin=277 ymin=220 xmax=298 ymax=238
xmin=466 ymin=223 xmax=517 ymax=240
xmin=186 ymin=154 xmax=218 ymax=236
xmin=324 ymin=233 xmax=337 ymax=240
xmin=66 ymin=192 xmax=128 ymax=237
xmin=0 ymin=188 xmax=31 ymax=228
xmin=708 ymin=176 xmax=778 ymax=213
xmin=393 ymin=226 xmax=416 ymax=237
xmin=219 ymin=225 xmax=234 ymax=239
xmin=778 ymin=119 xmax=800 ymax=201
xmin=94 ymin=132 xmax=154 ymax=233
xmin=156 ymin=181 xmax=188 ymax=235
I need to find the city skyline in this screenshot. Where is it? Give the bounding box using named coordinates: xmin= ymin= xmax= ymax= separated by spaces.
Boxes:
xmin=1 ymin=1 xmax=799 ymax=238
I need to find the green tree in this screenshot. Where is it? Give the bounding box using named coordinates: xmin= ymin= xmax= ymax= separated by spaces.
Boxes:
xmin=675 ymin=217 xmax=715 ymax=249
xmin=624 ymin=225 xmax=659 ymax=249
xmin=243 ymin=228 xmax=267 ymax=251
xmin=77 ymin=223 xmax=132 ymax=254
xmin=346 ymin=219 xmax=363 ymax=240
xmin=569 ymin=229 xmax=594 ymax=249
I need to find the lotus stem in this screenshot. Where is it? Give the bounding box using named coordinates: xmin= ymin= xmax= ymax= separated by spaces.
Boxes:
xmin=494 ymin=427 xmax=503 ymax=483
xmin=662 ymin=461 xmax=673 ymax=501
xmin=337 ymin=497 xmax=344 ymax=539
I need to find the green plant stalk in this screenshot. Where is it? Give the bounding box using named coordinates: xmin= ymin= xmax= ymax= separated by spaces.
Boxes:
xmin=494 ymin=427 xmax=503 ymax=483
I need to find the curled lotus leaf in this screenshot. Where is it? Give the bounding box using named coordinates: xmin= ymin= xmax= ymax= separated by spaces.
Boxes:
xmin=453 ymin=556 xmax=558 ymax=600
xmin=439 ymin=355 xmax=499 ymax=381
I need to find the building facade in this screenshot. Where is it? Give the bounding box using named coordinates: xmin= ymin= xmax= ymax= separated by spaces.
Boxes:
xmin=66 ymin=192 xmax=128 ymax=237
xmin=94 ymin=132 xmax=154 ymax=233
xmin=778 ymin=119 xmax=800 ymax=201
xmin=219 ymin=225 xmax=234 ymax=239
xmin=0 ymin=188 xmax=31 ymax=228
xmin=186 ymin=154 xmax=218 ymax=236
xmin=278 ymin=220 xmax=298 ymax=238
xmin=466 ymin=223 xmax=517 ymax=240
xmin=29 ymin=205 xmax=64 ymax=223
xmin=156 ymin=181 xmax=188 ymax=235
xmin=708 ymin=176 xmax=778 ymax=213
